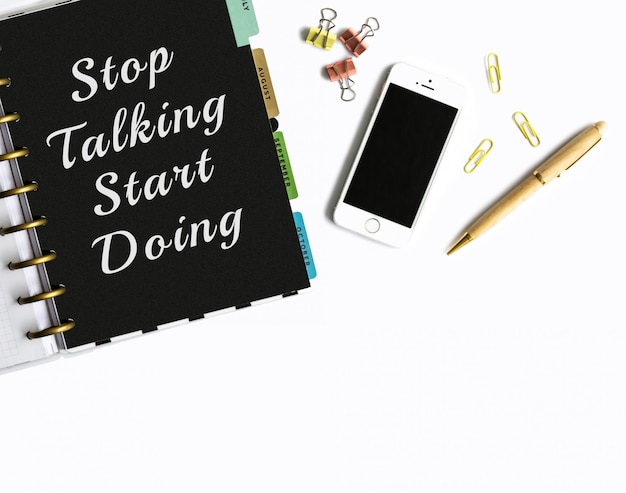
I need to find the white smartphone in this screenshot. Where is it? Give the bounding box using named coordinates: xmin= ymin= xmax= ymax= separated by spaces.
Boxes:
xmin=333 ymin=63 xmax=466 ymax=247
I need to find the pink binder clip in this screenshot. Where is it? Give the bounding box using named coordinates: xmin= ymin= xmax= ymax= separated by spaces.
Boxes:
xmin=339 ymin=17 xmax=379 ymax=57
xmin=326 ymin=58 xmax=356 ymax=82
xmin=326 ymin=58 xmax=357 ymax=101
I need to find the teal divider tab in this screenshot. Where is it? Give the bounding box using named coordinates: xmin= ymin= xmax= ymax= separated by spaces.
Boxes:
xmin=293 ymin=212 xmax=317 ymax=280
xmin=225 ymin=0 xmax=259 ymax=47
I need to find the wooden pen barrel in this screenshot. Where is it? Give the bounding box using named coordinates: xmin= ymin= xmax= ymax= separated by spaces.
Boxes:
xmin=534 ymin=122 xmax=605 ymax=183
xmin=469 ymin=174 xmax=543 ymax=239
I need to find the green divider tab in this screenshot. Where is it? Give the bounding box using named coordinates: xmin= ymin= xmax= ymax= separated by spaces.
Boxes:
xmin=273 ymin=131 xmax=298 ymax=200
xmin=225 ymin=0 xmax=259 ymax=47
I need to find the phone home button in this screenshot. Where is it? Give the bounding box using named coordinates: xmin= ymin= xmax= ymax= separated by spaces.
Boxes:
xmin=364 ymin=218 xmax=380 ymax=234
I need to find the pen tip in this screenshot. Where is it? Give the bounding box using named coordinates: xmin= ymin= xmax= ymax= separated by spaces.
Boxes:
xmin=594 ymin=121 xmax=607 ymax=136
xmin=447 ymin=233 xmax=473 ymax=255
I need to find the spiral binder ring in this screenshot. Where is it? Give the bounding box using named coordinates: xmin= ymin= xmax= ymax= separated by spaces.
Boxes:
xmin=0 ymin=147 xmax=29 ymax=161
xmin=28 ymin=319 xmax=75 ymax=340
xmin=0 ymin=215 xmax=47 ymax=235
xmin=0 ymin=67 xmax=74 ymax=338
xmin=0 ymin=112 xmax=20 ymax=124
xmin=9 ymin=249 xmax=56 ymax=270
xmin=0 ymin=180 xmax=38 ymax=199
xmin=17 ymin=284 xmax=66 ymax=305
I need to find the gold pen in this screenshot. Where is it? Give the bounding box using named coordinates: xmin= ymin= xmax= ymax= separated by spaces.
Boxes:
xmin=447 ymin=121 xmax=607 ymax=255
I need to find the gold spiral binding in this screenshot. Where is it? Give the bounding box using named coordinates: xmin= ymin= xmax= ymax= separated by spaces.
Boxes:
xmin=0 ymin=180 xmax=38 ymax=199
xmin=27 ymin=319 xmax=75 ymax=339
xmin=0 ymin=68 xmax=75 ymax=338
xmin=17 ymin=284 xmax=66 ymax=305
xmin=0 ymin=147 xmax=29 ymax=161
xmin=0 ymin=215 xmax=47 ymax=235
xmin=9 ymin=249 xmax=56 ymax=270
xmin=0 ymin=112 xmax=20 ymax=124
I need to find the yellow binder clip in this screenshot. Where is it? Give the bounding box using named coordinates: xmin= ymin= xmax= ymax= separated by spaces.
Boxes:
xmin=513 ymin=111 xmax=540 ymax=147
xmin=464 ymin=138 xmax=494 ymax=173
xmin=306 ymin=8 xmax=338 ymax=50
xmin=485 ymin=52 xmax=501 ymax=94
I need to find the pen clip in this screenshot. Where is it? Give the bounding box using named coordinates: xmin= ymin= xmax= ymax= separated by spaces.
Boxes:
xmin=535 ymin=121 xmax=606 ymax=183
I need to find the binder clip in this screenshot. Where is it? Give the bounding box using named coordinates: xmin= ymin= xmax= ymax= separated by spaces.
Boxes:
xmin=326 ymin=58 xmax=357 ymax=102
xmin=464 ymin=138 xmax=494 ymax=173
xmin=306 ymin=8 xmax=338 ymax=50
xmin=513 ymin=111 xmax=541 ymax=147
xmin=339 ymin=17 xmax=380 ymax=57
xmin=485 ymin=52 xmax=501 ymax=94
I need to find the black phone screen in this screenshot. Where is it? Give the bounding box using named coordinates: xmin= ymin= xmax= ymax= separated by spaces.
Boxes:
xmin=343 ymin=83 xmax=458 ymax=227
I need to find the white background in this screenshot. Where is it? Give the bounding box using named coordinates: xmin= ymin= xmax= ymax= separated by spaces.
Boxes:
xmin=1 ymin=0 xmax=625 ymax=492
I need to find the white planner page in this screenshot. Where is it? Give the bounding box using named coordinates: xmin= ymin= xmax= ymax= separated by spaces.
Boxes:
xmin=0 ymin=105 xmax=58 ymax=370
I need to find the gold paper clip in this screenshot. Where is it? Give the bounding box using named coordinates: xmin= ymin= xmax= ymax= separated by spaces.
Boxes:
xmin=513 ymin=111 xmax=540 ymax=147
xmin=464 ymin=138 xmax=494 ymax=173
xmin=486 ymin=52 xmax=501 ymax=94
xmin=306 ymin=8 xmax=338 ymax=50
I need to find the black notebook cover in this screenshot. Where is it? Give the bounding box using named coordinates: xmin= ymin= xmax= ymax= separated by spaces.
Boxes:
xmin=0 ymin=0 xmax=310 ymax=348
